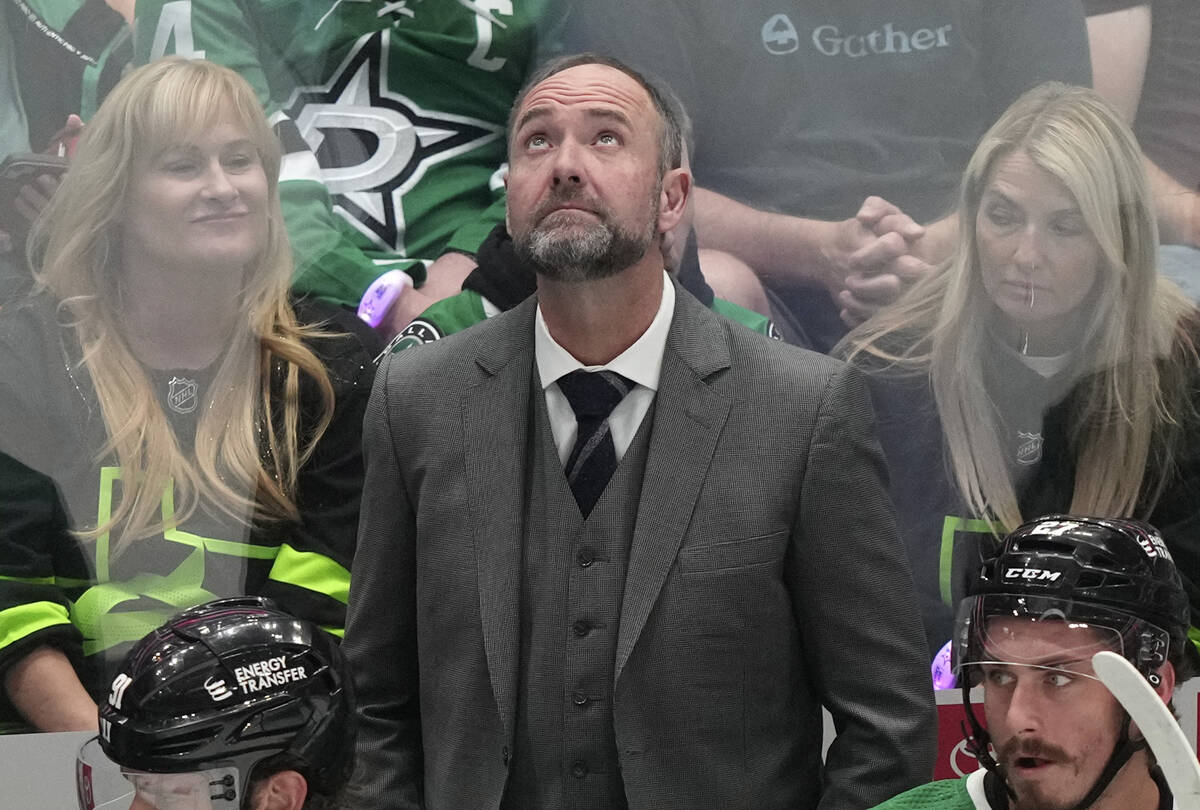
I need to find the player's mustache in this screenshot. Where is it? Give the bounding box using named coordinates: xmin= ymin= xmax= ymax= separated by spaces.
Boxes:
xmin=997 ymin=736 xmax=1070 ymax=765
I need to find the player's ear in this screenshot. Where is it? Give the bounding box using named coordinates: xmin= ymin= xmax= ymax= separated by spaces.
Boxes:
xmin=1154 ymin=661 xmax=1175 ymax=704
xmin=250 ymin=770 xmax=307 ymax=810
xmin=656 ymin=167 xmax=690 ymax=235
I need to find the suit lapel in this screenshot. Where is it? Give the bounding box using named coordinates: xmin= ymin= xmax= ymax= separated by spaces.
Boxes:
xmin=615 ymin=285 xmax=731 ymax=685
xmin=461 ymin=297 xmax=537 ymax=741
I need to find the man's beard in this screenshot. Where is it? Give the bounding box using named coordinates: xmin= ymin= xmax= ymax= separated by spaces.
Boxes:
xmin=513 ymin=186 xmax=658 ymax=282
xmin=997 ymin=737 xmax=1083 ymax=810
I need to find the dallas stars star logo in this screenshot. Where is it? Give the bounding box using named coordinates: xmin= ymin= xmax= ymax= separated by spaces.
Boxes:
xmin=282 ymin=30 xmax=502 ymax=253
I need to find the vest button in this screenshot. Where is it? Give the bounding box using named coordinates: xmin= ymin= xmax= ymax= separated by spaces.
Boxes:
xmin=571 ymin=619 xmax=591 ymax=637
xmin=571 ymin=759 xmax=589 ymax=778
xmin=572 ymin=691 xmax=589 ymax=706
xmin=502 ymin=746 xmax=510 ymax=766
xmin=576 ymin=548 xmax=595 ymax=567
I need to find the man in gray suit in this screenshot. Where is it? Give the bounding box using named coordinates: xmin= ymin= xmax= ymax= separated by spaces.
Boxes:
xmin=341 ymin=53 xmax=937 ymax=810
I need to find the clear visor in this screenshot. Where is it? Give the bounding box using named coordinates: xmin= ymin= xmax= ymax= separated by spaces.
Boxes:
xmin=76 ymin=737 xmax=242 ymax=810
xmin=954 ymin=593 xmax=1141 ymax=684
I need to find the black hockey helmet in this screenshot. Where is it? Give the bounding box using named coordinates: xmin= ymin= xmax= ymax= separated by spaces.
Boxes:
xmin=955 ymin=514 xmax=1197 ymax=683
xmin=77 ymin=596 xmax=354 ymax=809
xmin=953 ymin=515 xmax=1197 ymax=809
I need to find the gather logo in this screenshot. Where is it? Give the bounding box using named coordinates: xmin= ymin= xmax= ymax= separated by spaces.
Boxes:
xmin=762 ymin=14 xmax=801 ymax=55
xmin=763 ymin=16 xmax=954 ymax=58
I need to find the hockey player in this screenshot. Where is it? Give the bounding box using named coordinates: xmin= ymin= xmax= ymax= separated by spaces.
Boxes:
xmin=75 ymin=597 xmax=354 ymax=810
xmin=876 ymin=515 xmax=1199 ymax=809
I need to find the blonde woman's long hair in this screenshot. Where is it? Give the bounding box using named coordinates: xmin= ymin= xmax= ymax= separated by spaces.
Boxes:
xmin=27 ymin=58 xmax=335 ymax=553
xmin=840 ymin=82 xmax=1197 ymax=531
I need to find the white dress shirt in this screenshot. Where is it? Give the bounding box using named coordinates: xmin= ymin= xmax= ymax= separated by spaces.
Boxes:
xmin=534 ymin=272 xmax=674 ymax=466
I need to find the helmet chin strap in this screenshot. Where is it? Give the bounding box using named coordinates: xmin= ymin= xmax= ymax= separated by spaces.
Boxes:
xmin=960 ymin=684 xmax=1147 ymax=810
xmin=961 ymin=681 xmax=1018 ymax=809
xmin=961 ymin=681 xmax=1001 ymax=776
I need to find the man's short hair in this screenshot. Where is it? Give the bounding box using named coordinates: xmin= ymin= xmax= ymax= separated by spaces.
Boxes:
xmin=507 ymin=52 xmax=685 ymax=176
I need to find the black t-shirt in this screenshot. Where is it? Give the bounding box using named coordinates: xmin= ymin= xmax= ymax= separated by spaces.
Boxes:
xmin=551 ymin=0 xmax=1092 ymax=350
xmin=554 ymin=0 xmax=1091 ymax=223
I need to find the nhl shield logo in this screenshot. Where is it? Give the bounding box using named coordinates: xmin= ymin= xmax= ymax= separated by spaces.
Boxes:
xmin=167 ymin=376 xmax=199 ymax=415
xmin=1015 ymin=431 xmax=1042 ymax=466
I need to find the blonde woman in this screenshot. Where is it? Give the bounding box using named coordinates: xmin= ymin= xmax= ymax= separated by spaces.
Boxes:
xmin=840 ymin=82 xmax=1200 ymax=659
xmin=0 ymin=59 xmax=376 ymax=731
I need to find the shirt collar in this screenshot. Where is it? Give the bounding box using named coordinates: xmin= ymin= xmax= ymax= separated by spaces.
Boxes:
xmin=535 ymin=270 xmax=674 ymax=392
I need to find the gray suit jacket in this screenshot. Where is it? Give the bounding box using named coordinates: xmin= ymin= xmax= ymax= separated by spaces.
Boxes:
xmin=342 ymin=281 xmax=936 ymax=810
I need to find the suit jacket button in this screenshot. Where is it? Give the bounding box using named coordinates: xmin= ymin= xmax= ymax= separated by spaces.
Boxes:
xmin=571 ymin=759 xmax=588 ymax=778
xmin=571 ymin=619 xmax=591 ymax=637
xmin=576 ymin=548 xmax=595 ymax=567
xmin=572 ymin=691 xmax=589 ymax=706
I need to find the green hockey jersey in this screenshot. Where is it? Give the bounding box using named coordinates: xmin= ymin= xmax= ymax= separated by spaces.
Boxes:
xmin=873 ymin=769 xmax=1177 ymax=810
xmin=134 ymin=0 xmax=550 ymax=307
xmin=873 ymin=772 xmax=986 ymax=810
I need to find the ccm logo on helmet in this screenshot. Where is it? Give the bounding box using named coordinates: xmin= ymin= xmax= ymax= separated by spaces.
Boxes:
xmin=1004 ymin=567 xmax=1062 ymax=582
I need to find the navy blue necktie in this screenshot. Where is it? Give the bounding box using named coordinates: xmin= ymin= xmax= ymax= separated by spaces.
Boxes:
xmin=557 ymin=370 xmax=635 ymax=517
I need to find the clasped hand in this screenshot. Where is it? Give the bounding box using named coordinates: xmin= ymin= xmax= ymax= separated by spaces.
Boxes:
xmin=824 ymin=196 xmax=940 ymax=327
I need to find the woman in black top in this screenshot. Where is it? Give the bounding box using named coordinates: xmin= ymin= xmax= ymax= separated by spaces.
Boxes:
xmin=840 ymin=83 xmax=1200 ymax=657
xmin=0 ymin=58 xmax=375 ymax=731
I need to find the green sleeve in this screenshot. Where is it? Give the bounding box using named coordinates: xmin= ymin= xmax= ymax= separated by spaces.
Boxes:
xmin=276 ymin=173 xmax=425 ymax=308
xmin=443 ymin=182 xmax=509 ymax=256
xmin=711 ymin=297 xmax=780 ymax=339
xmin=389 ymin=290 xmax=488 ymax=352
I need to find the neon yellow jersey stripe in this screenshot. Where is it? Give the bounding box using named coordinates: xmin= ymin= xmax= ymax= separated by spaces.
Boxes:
xmin=938 ymin=515 xmax=1000 ymax=606
xmin=0 ymin=601 xmax=71 ymax=650
xmin=0 ymin=574 xmax=93 ymax=588
xmin=268 ymin=545 xmax=350 ymax=604
xmin=0 ymin=574 xmax=56 ymax=586
xmin=162 ymin=527 xmax=278 ymax=560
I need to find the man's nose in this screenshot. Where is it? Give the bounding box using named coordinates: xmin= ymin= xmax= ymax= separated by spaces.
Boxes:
xmin=550 ymin=139 xmax=585 ymax=187
xmin=1003 ymin=675 xmax=1047 ymax=732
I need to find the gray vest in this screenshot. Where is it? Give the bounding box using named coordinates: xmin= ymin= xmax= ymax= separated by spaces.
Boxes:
xmin=502 ymin=381 xmax=655 ymax=810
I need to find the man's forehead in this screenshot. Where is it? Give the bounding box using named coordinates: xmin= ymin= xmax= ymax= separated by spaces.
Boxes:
xmin=983 ymin=616 xmax=1114 ymax=664
xmin=516 ymin=64 xmax=655 ymax=127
